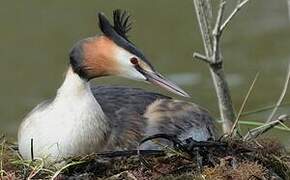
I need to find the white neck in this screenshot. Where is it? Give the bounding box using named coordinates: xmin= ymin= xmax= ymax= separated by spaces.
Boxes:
xmin=56 ymin=67 xmax=90 ymax=98
xmin=53 ymin=67 xmax=107 ymax=121
xmin=56 ymin=66 xmax=108 ymax=129
xmin=52 ymin=66 xmax=108 ymax=126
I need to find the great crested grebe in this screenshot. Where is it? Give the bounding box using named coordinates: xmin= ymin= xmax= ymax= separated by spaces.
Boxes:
xmin=18 ymin=10 xmax=216 ymax=161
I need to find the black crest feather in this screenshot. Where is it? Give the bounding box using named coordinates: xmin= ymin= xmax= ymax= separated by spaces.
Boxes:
xmin=113 ymin=9 xmax=132 ymax=40
xmin=98 ymin=9 xmax=132 ymax=42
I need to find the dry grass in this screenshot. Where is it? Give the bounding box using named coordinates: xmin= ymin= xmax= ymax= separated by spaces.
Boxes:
xmin=0 ymin=135 xmax=290 ymax=179
xmin=203 ymin=160 xmax=267 ymax=180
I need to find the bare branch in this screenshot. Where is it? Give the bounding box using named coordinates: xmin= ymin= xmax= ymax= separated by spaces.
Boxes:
xmin=266 ymin=62 xmax=290 ymax=122
xmin=193 ymin=52 xmax=212 ymax=64
xmin=213 ymin=0 xmax=226 ymax=37
xmin=193 ymin=0 xmax=214 ymax=56
xmin=244 ymin=114 xmax=290 ymax=141
xmin=288 ymin=0 xmax=290 ymax=21
xmin=193 ymin=0 xmax=236 ymax=134
xmin=230 ymin=73 xmax=259 ymax=136
xmin=220 ymin=0 xmax=250 ymax=32
xmin=212 ymin=0 xmax=226 ymax=64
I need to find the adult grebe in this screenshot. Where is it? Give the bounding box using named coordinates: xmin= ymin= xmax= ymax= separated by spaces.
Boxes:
xmin=18 ymin=10 xmax=216 ymax=161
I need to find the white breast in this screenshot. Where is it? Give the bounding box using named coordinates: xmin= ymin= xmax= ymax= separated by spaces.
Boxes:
xmin=18 ymin=68 xmax=109 ymax=161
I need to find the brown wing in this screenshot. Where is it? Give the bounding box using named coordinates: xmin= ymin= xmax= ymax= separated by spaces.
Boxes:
xmin=91 ymin=85 xmax=170 ymax=149
xmin=91 ymin=85 xmax=216 ymax=150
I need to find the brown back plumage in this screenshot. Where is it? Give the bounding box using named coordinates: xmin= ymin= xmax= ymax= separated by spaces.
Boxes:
xmin=91 ymin=85 xmax=216 ymax=150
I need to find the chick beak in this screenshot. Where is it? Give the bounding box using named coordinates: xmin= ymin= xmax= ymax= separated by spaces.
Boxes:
xmin=136 ymin=66 xmax=190 ymax=97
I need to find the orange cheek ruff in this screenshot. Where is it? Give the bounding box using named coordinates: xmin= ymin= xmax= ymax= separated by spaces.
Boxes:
xmin=83 ymin=36 xmax=120 ymax=78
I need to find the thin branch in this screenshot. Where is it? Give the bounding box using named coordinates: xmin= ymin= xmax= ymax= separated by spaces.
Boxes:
xmin=213 ymin=0 xmax=226 ymax=37
xmin=220 ymin=0 xmax=250 ymax=32
xmin=278 ymin=120 xmax=289 ymax=129
xmin=97 ymin=150 xmax=165 ymax=158
xmin=30 ymin=138 xmax=34 ymax=161
xmin=241 ymin=102 xmax=290 ymax=117
xmin=238 ymin=120 xmax=290 ymax=132
xmin=266 ymin=62 xmax=290 ymax=122
xmin=193 ymin=0 xmax=214 ymax=56
xmin=288 ymin=0 xmax=290 ymax=21
xmin=193 ymin=52 xmax=212 ymax=64
xmin=244 ymin=114 xmax=290 ymax=141
xmin=212 ymin=0 xmax=226 ymax=64
xmin=230 ymin=73 xmax=259 ymax=135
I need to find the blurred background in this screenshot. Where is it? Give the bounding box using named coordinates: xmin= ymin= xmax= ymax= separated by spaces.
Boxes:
xmin=0 ymin=1 xmax=289 ymax=145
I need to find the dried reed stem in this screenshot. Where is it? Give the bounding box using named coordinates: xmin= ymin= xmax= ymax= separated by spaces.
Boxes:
xmin=244 ymin=114 xmax=290 ymax=140
xmin=266 ymin=62 xmax=290 ymax=122
xmin=230 ymin=73 xmax=259 ymax=135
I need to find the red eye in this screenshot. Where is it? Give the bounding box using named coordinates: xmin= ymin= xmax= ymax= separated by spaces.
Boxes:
xmin=130 ymin=57 xmax=138 ymax=65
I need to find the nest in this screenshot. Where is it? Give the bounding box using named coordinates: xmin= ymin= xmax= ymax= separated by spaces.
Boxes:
xmin=0 ymin=135 xmax=290 ymax=179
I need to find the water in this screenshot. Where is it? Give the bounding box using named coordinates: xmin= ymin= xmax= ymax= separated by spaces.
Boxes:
xmin=0 ymin=0 xmax=289 ymax=145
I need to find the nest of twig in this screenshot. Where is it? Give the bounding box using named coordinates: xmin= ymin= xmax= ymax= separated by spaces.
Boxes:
xmin=1 ymin=135 xmax=289 ymax=179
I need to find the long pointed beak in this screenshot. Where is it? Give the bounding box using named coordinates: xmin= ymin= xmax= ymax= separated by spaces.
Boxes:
xmin=139 ymin=68 xmax=190 ymax=97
